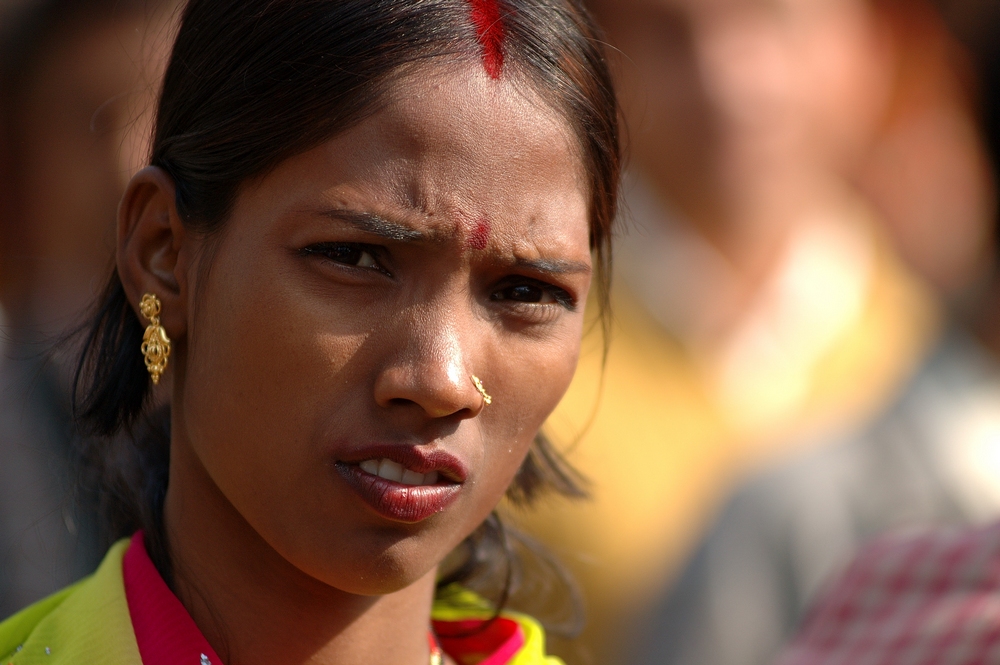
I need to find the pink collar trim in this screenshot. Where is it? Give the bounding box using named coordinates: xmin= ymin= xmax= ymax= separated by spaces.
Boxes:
xmin=123 ymin=531 xmax=525 ymax=665
xmin=123 ymin=532 xmax=222 ymax=665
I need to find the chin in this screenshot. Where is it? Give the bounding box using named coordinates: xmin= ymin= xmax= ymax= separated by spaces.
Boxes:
xmin=279 ymin=531 xmax=445 ymax=596
xmin=328 ymin=551 xmax=439 ymax=596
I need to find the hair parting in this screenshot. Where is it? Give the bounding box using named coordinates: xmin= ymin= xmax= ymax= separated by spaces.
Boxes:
xmin=466 ymin=0 xmax=506 ymax=79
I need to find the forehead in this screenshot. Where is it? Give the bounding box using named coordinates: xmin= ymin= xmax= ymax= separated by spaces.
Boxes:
xmin=362 ymin=62 xmax=584 ymax=202
xmin=259 ymin=62 xmax=590 ymax=250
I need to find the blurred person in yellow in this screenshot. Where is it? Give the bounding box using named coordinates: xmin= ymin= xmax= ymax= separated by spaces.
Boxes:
xmin=508 ymin=0 xmax=995 ymax=663
xmin=0 ymin=0 xmax=174 ymax=617
xmin=635 ymin=4 xmax=1000 ymax=665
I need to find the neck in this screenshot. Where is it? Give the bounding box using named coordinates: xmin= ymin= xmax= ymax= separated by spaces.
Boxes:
xmin=657 ymin=171 xmax=866 ymax=344
xmin=162 ymin=433 xmax=438 ymax=665
xmin=697 ymin=167 xmax=851 ymax=273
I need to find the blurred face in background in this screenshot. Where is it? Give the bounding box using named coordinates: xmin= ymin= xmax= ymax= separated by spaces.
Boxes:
xmin=0 ymin=7 xmax=173 ymax=336
xmin=590 ymin=0 xmax=892 ymax=232
xmin=590 ymin=0 xmax=995 ymax=290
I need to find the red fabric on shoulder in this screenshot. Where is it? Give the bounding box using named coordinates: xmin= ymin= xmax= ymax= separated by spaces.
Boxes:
xmin=123 ymin=532 xmax=224 ymax=665
xmin=433 ymin=617 xmax=526 ymax=665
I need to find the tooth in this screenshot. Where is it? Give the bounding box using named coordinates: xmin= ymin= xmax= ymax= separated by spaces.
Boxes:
xmin=425 ymin=471 xmax=438 ymax=484
xmin=377 ymin=459 xmax=404 ymax=483
xmin=359 ymin=459 xmax=379 ymax=475
xmin=401 ymin=469 xmax=425 ymax=486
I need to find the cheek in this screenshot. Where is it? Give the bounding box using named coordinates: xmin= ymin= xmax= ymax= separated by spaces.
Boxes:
xmin=477 ymin=324 xmax=584 ymax=496
xmin=179 ymin=246 xmax=364 ymax=527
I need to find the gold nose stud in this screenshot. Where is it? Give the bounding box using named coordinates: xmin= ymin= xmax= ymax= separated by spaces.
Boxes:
xmin=471 ymin=375 xmax=492 ymax=406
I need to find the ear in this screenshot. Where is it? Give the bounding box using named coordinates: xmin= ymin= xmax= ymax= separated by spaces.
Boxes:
xmin=117 ymin=166 xmax=189 ymax=341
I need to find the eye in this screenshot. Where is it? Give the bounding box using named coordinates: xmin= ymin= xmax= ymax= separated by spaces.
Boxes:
xmin=302 ymin=242 xmax=384 ymax=272
xmin=494 ymin=283 xmax=554 ymax=304
xmin=491 ymin=278 xmax=575 ymax=309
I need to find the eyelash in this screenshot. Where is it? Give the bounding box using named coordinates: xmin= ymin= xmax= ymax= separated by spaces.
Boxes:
xmin=301 ymin=242 xmax=576 ymax=312
xmin=490 ymin=277 xmax=576 ymax=311
xmin=301 ymin=242 xmax=389 ymax=275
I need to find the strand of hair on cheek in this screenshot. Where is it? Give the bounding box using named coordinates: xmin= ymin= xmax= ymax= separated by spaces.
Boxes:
xmin=466 ymin=0 xmax=506 ymax=79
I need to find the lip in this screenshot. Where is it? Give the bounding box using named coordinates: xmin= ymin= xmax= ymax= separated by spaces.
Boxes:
xmin=334 ymin=444 xmax=467 ymax=523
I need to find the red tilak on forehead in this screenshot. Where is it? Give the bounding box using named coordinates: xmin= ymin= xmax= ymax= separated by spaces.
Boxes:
xmin=468 ymin=218 xmax=492 ymax=250
xmin=466 ymin=0 xmax=505 ymax=79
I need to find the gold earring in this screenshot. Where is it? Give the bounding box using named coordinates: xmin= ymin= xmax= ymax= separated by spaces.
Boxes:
xmin=139 ymin=293 xmax=171 ymax=385
xmin=471 ymin=375 xmax=492 ymax=405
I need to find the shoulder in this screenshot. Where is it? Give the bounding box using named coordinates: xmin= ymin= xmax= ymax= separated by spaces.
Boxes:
xmin=707 ymin=338 xmax=975 ymax=547
xmin=0 ymin=539 xmax=140 ymax=665
xmin=779 ymin=523 xmax=1000 ymax=664
xmin=816 ymin=522 xmax=1000 ymax=606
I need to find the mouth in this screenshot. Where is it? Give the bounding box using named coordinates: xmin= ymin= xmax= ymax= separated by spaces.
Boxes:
xmin=334 ymin=446 xmax=466 ymax=524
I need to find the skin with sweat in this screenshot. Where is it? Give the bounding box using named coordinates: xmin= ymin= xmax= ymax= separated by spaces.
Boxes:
xmin=116 ymin=63 xmax=592 ymax=665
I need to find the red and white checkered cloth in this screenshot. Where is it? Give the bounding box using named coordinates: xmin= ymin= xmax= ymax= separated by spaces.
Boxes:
xmin=778 ymin=523 xmax=1000 ymax=665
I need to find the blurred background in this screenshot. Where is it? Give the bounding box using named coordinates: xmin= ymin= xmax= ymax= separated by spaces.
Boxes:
xmin=0 ymin=2 xmax=998 ymax=665
xmin=511 ymin=0 xmax=1000 ymax=664
xmin=0 ymin=0 xmax=176 ymax=618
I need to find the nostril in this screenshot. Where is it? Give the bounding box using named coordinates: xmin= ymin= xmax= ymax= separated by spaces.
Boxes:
xmin=383 ymin=396 xmax=475 ymax=420
xmin=388 ymin=397 xmax=417 ymax=407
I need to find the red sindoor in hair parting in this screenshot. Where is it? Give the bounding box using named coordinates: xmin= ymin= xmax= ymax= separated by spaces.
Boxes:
xmin=467 ymin=0 xmax=505 ymax=79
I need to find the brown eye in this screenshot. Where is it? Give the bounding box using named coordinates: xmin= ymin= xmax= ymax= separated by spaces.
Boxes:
xmin=496 ymin=284 xmax=552 ymax=304
xmin=304 ymin=243 xmax=382 ymax=271
xmin=490 ymin=278 xmax=574 ymax=309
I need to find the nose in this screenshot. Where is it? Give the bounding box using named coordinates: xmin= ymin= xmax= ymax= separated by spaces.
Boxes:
xmin=372 ymin=312 xmax=486 ymax=420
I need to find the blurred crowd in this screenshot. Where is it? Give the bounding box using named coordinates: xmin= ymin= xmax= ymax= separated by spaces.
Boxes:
xmin=0 ymin=0 xmax=175 ymax=617
xmin=0 ymin=0 xmax=998 ymax=664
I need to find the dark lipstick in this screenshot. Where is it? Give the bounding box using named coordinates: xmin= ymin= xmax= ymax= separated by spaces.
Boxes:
xmin=334 ymin=445 xmax=467 ymax=523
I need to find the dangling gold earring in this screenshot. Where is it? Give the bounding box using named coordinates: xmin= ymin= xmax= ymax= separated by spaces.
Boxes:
xmin=471 ymin=375 xmax=492 ymax=405
xmin=139 ymin=293 xmax=171 ymax=385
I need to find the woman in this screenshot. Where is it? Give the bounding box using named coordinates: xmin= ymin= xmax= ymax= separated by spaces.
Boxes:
xmin=0 ymin=1 xmax=620 ymax=664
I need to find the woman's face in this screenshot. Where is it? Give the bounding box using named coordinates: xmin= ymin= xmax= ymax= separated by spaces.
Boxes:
xmin=171 ymin=64 xmax=591 ymax=594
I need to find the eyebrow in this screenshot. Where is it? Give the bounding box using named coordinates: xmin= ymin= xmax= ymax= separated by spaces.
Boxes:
xmin=318 ymin=209 xmax=426 ymax=242
xmin=515 ymin=257 xmax=591 ymax=275
xmin=316 ymin=208 xmax=591 ymax=275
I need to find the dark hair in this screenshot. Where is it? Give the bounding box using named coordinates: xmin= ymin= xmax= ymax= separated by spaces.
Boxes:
xmin=73 ymin=0 xmax=620 ymax=622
